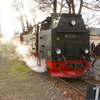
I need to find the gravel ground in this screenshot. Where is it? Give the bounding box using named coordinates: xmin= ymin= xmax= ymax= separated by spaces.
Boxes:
xmin=0 ymin=58 xmax=68 ymax=100
xmin=0 ymin=43 xmax=63 ymax=100
xmin=0 ymin=58 xmax=87 ymax=100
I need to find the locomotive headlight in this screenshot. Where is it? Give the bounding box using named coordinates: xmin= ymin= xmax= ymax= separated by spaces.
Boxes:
xmin=71 ymin=20 xmax=76 ymax=25
xmin=56 ymin=49 xmax=61 ymax=54
xmin=84 ymin=48 xmax=89 ymax=54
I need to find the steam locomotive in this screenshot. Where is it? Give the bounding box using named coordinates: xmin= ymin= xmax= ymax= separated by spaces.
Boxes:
xmin=21 ymin=13 xmax=90 ymax=78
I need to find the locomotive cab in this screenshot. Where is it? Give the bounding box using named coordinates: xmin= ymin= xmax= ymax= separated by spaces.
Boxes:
xmin=37 ymin=13 xmax=90 ymax=78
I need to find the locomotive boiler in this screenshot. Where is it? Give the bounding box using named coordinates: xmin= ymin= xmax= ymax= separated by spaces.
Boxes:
xmin=21 ymin=13 xmax=90 ymax=78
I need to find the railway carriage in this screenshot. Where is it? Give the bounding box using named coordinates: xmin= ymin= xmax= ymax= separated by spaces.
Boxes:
xmin=21 ymin=13 xmax=90 ymax=78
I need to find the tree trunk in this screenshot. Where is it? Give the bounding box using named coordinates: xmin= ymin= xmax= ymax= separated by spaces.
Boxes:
xmin=53 ymin=0 xmax=57 ymax=13
xmin=78 ymin=0 xmax=83 ymax=14
xmin=71 ymin=0 xmax=75 ymax=14
xmin=66 ymin=0 xmax=71 ymax=14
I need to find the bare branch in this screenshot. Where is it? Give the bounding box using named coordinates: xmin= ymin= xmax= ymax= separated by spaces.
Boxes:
xmin=66 ymin=0 xmax=71 ymax=13
xmin=71 ymin=0 xmax=75 ymax=14
xmin=83 ymin=1 xmax=100 ymax=11
xmin=78 ymin=0 xmax=83 ymax=14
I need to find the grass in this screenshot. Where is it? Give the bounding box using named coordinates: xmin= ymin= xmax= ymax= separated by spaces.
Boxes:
xmin=8 ymin=61 xmax=31 ymax=81
xmin=0 ymin=50 xmax=3 ymax=53
xmin=0 ymin=59 xmax=41 ymax=100
xmin=1 ymin=46 xmax=14 ymax=53
xmin=0 ymin=44 xmax=43 ymax=99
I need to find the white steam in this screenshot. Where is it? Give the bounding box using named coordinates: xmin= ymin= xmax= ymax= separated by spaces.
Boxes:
xmin=0 ymin=0 xmax=47 ymax=72
xmin=12 ymin=39 xmax=47 ymax=72
xmin=25 ymin=56 xmax=47 ymax=72
xmin=15 ymin=42 xmax=47 ymax=72
xmin=0 ymin=34 xmax=14 ymax=43
xmin=0 ymin=33 xmax=47 ymax=72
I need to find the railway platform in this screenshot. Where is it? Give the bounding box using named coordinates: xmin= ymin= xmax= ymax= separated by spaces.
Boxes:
xmin=89 ymin=58 xmax=100 ymax=81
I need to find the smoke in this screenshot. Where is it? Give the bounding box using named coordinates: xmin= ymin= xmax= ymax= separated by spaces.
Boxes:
xmin=11 ymin=38 xmax=47 ymax=72
xmin=25 ymin=56 xmax=47 ymax=72
xmin=26 ymin=0 xmax=48 ymax=24
xmin=0 ymin=34 xmax=47 ymax=73
xmin=0 ymin=0 xmax=47 ymax=72
xmin=15 ymin=42 xmax=47 ymax=72
xmin=0 ymin=34 xmax=14 ymax=44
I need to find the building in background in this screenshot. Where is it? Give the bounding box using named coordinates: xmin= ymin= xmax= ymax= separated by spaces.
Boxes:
xmin=89 ymin=27 xmax=100 ymax=45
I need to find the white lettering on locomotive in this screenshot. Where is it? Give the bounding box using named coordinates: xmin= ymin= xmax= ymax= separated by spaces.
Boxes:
xmin=65 ymin=34 xmax=80 ymax=38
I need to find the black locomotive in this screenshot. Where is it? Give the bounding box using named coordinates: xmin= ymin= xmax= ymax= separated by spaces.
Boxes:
xmin=21 ymin=13 xmax=90 ymax=78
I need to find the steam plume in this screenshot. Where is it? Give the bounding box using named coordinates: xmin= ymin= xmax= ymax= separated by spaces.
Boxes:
xmin=0 ymin=0 xmax=47 ymax=72
xmin=14 ymin=41 xmax=47 ymax=72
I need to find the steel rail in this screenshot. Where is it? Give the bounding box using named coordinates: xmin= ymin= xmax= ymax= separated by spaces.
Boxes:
xmin=58 ymin=77 xmax=92 ymax=97
xmin=79 ymin=77 xmax=93 ymax=85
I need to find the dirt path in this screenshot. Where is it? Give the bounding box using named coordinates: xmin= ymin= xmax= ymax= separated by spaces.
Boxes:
xmin=0 ymin=59 xmax=43 ymax=100
xmin=0 ymin=58 xmax=67 ymax=100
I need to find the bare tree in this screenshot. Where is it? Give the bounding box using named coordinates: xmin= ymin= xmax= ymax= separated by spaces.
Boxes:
xmin=11 ymin=0 xmax=33 ymax=34
xmin=11 ymin=0 xmax=100 ymax=31
xmin=39 ymin=0 xmax=100 ymax=27
xmin=82 ymin=0 xmax=100 ymax=27
xmin=39 ymin=0 xmax=100 ymax=13
xmin=66 ymin=0 xmax=76 ymax=14
xmin=39 ymin=0 xmax=68 ymax=13
xmin=78 ymin=0 xmax=83 ymax=14
xmin=39 ymin=0 xmax=52 ymax=13
xmin=39 ymin=0 xmax=83 ymax=14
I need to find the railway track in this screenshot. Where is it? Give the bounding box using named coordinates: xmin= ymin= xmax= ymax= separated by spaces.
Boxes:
xmin=58 ymin=77 xmax=92 ymax=97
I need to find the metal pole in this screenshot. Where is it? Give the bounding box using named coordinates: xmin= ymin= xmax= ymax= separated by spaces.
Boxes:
xmin=93 ymin=84 xmax=100 ymax=100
